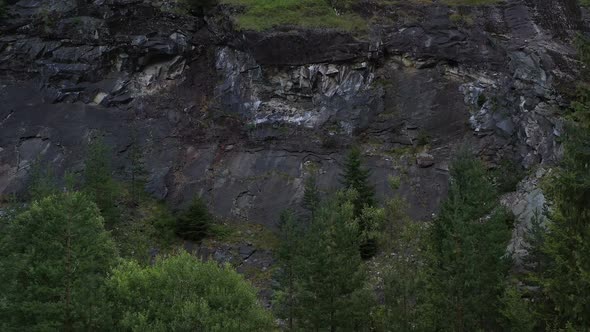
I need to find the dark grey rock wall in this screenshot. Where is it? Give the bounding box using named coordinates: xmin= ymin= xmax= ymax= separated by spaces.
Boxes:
xmin=0 ymin=0 xmax=583 ymax=228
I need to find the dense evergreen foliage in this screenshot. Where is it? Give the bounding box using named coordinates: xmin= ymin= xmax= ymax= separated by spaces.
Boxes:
xmin=28 ymin=160 xmax=59 ymax=201
xmin=275 ymin=191 xmax=376 ymax=330
xmin=273 ymin=210 xmax=301 ymax=330
xmin=421 ymin=152 xmax=513 ymax=331
xmin=340 ymin=146 xmax=375 ymax=216
xmin=294 ymin=190 xmax=375 ymax=330
xmin=535 ymin=44 xmax=590 ymax=327
xmin=381 ymin=197 xmax=424 ymax=332
xmin=500 ymin=37 xmax=590 ymax=331
xmin=0 ymin=192 xmax=117 ymax=331
xmin=83 ymin=137 xmax=120 ymax=226
xmin=301 ymin=175 xmax=320 ymax=215
xmin=128 ymin=128 xmax=148 ymax=206
xmin=341 ymin=146 xmax=379 ymax=258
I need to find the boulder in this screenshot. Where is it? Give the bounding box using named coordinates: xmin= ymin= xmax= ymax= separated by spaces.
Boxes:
xmin=416 ymin=152 xmax=435 ymax=168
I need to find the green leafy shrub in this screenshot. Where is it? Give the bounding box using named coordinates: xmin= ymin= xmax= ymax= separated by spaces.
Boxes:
xmin=108 ymin=252 xmax=274 ymax=331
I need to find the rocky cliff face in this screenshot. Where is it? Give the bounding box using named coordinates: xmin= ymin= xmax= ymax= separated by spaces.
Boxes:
xmin=0 ymin=0 xmax=585 ymax=232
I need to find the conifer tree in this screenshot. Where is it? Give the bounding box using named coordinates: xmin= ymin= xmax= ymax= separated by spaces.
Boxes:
xmin=421 ymin=152 xmax=512 ymax=331
xmin=83 ymin=136 xmax=119 ymax=226
xmin=28 ymin=160 xmax=58 ymax=201
xmin=274 ymin=210 xmax=302 ymax=330
xmin=513 ymin=210 xmax=554 ymax=325
xmin=499 ymin=284 xmax=536 ymax=332
xmin=540 ymin=122 xmax=590 ymax=328
xmin=176 ymin=197 xmax=212 ymax=242
xmin=382 ymin=197 xmax=424 ymax=332
xmin=340 ymin=146 xmax=378 ymax=258
xmin=128 ymin=128 xmax=147 ymax=206
xmin=511 ymin=53 xmax=590 ymax=327
xmin=340 ymin=146 xmax=375 ymax=215
xmin=0 ymin=192 xmax=117 ymax=331
xmin=302 ymin=175 xmax=320 ymax=216
xmin=294 ymin=190 xmax=375 ymax=330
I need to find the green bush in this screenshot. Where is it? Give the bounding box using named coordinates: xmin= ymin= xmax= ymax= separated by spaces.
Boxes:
xmin=108 ymin=252 xmax=274 ymax=331
xmin=176 ymin=197 xmax=213 ymax=242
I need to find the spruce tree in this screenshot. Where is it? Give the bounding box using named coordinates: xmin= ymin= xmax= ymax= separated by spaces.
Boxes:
xmin=128 ymin=128 xmax=147 ymax=206
xmin=176 ymin=197 xmax=212 ymax=242
xmin=83 ymin=136 xmax=119 ymax=226
xmin=382 ymin=197 xmax=424 ymax=332
xmin=0 ymin=192 xmax=117 ymax=331
xmin=454 ymin=38 xmax=590 ymax=330
xmin=499 ymin=284 xmax=536 ymax=332
xmin=421 ymin=152 xmax=512 ymax=331
xmin=302 ymin=175 xmax=320 ymax=216
xmin=531 ymin=36 xmax=590 ymax=329
xmin=340 ymin=146 xmax=375 ymax=215
xmin=540 ymin=122 xmax=590 ymax=328
xmin=514 ymin=210 xmax=554 ymax=325
xmin=340 ymin=146 xmax=377 ymax=258
xmin=293 ymin=190 xmax=375 ymax=330
xmin=274 ymin=210 xmax=302 ymax=330
xmin=28 ymin=160 xmax=58 ymax=201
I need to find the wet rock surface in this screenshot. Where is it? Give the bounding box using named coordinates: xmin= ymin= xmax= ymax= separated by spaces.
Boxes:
xmin=502 ymin=167 xmax=550 ymax=269
xmin=0 ymin=0 xmax=584 ymax=231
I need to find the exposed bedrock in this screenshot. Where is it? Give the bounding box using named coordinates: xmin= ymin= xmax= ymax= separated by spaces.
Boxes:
xmin=0 ymin=0 xmax=584 ymax=232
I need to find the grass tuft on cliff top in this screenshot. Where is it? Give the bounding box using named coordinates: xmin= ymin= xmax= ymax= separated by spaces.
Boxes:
xmin=442 ymin=0 xmax=503 ymax=5
xmin=221 ymin=0 xmax=367 ymax=32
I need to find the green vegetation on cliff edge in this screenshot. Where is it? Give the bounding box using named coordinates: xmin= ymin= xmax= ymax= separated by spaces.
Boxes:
xmin=221 ymin=0 xmax=367 ymax=32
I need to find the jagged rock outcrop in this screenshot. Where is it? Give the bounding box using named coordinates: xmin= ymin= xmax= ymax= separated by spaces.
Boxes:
xmin=0 ymin=0 xmax=585 ymax=230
